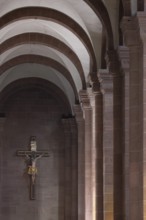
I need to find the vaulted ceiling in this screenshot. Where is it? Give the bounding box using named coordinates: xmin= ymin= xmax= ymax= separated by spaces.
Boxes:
xmin=0 ymin=0 xmax=139 ymax=112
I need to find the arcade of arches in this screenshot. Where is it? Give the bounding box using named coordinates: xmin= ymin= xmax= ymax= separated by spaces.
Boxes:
xmin=0 ymin=0 xmax=146 ymax=220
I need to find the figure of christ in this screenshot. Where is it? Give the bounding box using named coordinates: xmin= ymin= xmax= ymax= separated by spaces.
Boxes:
xmin=25 ymin=151 xmax=44 ymax=184
xmin=17 ymin=136 xmax=49 ymax=200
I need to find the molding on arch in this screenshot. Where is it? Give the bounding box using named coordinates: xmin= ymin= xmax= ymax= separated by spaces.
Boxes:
xmin=0 ymin=7 xmax=97 ymax=72
xmin=0 ymin=54 xmax=79 ymax=101
xmin=0 ymin=77 xmax=72 ymax=113
xmin=0 ymin=33 xmax=86 ymax=89
xmin=83 ymin=0 xmax=114 ymax=50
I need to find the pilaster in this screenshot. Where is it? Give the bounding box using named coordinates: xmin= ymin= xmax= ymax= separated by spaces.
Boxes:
xmin=121 ymin=16 xmax=141 ymax=46
xmin=74 ymin=104 xmax=85 ymax=220
xmin=79 ymin=90 xmax=93 ymax=220
xmin=99 ymin=69 xmax=114 ymax=220
xmin=138 ymin=11 xmax=146 ymax=220
xmin=62 ymin=118 xmax=72 ymax=220
xmin=0 ymin=117 xmax=6 ymax=219
xmin=88 ymin=74 xmax=103 ymax=220
xmin=110 ymin=49 xmax=124 ymax=220
xmin=99 ymin=49 xmax=124 ymax=220
xmin=119 ymin=46 xmax=130 ymax=220
xmin=62 ymin=118 xmax=78 ymax=220
xmin=121 ymin=15 xmax=143 ymax=220
xmin=70 ymin=118 xmax=78 ymax=220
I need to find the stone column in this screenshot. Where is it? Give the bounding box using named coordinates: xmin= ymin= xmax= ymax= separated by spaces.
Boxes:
xmin=118 ymin=46 xmax=130 ymax=220
xmin=138 ymin=11 xmax=146 ymax=220
xmin=79 ymin=90 xmax=93 ymax=220
xmin=99 ymin=70 xmax=114 ymax=220
xmin=0 ymin=117 xmax=6 ymax=219
xmin=88 ymin=74 xmax=103 ymax=220
xmin=74 ymin=104 xmax=85 ymax=220
xmin=70 ymin=118 xmax=78 ymax=220
xmin=62 ymin=118 xmax=72 ymax=220
xmin=62 ymin=117 xmax=78 ymax=220
xmin=121 ymin=16 xmax=143 ymax=220
xmin=99 ymin=49 xmax=124 ymax=220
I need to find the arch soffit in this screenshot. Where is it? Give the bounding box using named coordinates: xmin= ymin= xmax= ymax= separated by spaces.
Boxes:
xmin=0 ymin=20 xmax=90 ymax=69
xmin=83 ymin=0 xmax=114 ymax=50
xmin=0 ymin=54 xmax=78 ymax=101
xmin=0 ymin=33 xmax=86 ymax=89
xmin=0 ymin=7 xmax=97 ymax=72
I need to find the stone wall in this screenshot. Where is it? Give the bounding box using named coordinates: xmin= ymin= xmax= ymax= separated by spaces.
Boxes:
xmin=0 ymin=87 xmax=66 ymax=220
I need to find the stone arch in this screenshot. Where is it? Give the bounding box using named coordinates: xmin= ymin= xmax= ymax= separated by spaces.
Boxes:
xmin=83 ymin=0 xmax=114 ymax=50
xmin=0 ymin=33 xmax=86 ymax=89
xmin=0 ymin=7 xmax=97 ymax=72
xmin=0 ymin=55 xmax=79 ymax=101
xmin=0 ymin=77 xmax=72 ymax=113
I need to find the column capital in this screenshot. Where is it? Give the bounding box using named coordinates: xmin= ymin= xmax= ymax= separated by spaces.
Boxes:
xmin=79 ymin=90 xmax=91 ymax=109
xmin=106 ymin=49 xmax=122 ymax=75
xmin=73 ymin=104 xmax=84 ymax=123
xmin=138 ymin=11 xmax=146 ymax=27
xmin=88 ymin=73 xmax=101 ymax=93
xmin=121 ymin=16 xmax=141 ymax=46
xmin=138 ymin=11 xmax=146 ymax=41
xmin=87 ymin=88 xmax=96 ymax=108
xmin=118 ymin=46 xmax=130 ymax=71
xmin=98 ymin=69 xmax=113 ymax=94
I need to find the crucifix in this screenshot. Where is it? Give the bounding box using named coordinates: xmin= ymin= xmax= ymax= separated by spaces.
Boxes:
xmin=16 ymin=136 xmax=49 ymax=200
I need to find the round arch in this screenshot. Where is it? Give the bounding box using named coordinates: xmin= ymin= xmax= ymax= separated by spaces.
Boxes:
xmin=0 ymin=55 xmax=78 ymax=101
xmin=0 ymin=33 xmax=86 ymax=89
xmin=83 ymin=0 xmax=114 ymax=50
xmin=0 ymin=7 xmax=97 ymax=72
xmin=0 ymin=77 xmax=72 ymax=113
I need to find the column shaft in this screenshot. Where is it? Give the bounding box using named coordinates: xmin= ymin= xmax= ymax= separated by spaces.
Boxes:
xmin=121 ymin=16 xmax=143 ymax=220
xmin=70 ymin=118 xmax=78 ymax=220
xmin=62 ymin=119 xmax=72 ymax=220
xmin=74 ymin=105 xmax=85 ymax=220
xmin=88 ymin=87 xmax=103 ymax=220
xmin=100 ymin=66 xmax=124 ymax=220
xmin=79 ymin=90 xmax=93 ymax=220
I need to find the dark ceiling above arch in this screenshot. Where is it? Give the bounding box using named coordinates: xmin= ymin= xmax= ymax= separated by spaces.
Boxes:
xmin=0 ymin=54 xmax=79 ymax=101
xmin=0 ymin=77 xmax=72 ymax=113
xmin=0 ymin=7 xmax=97 ymax=72
xmin=0 ymin=32 xmax=86 ymax=89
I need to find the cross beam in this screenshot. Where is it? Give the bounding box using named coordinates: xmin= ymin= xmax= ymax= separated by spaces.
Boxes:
xmin=17 ymin=150 xmax=49 ymax=157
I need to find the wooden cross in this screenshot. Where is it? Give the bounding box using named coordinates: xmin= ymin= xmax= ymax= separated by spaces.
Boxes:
xmin=16 ymin=136 xmax=49 ymax=200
